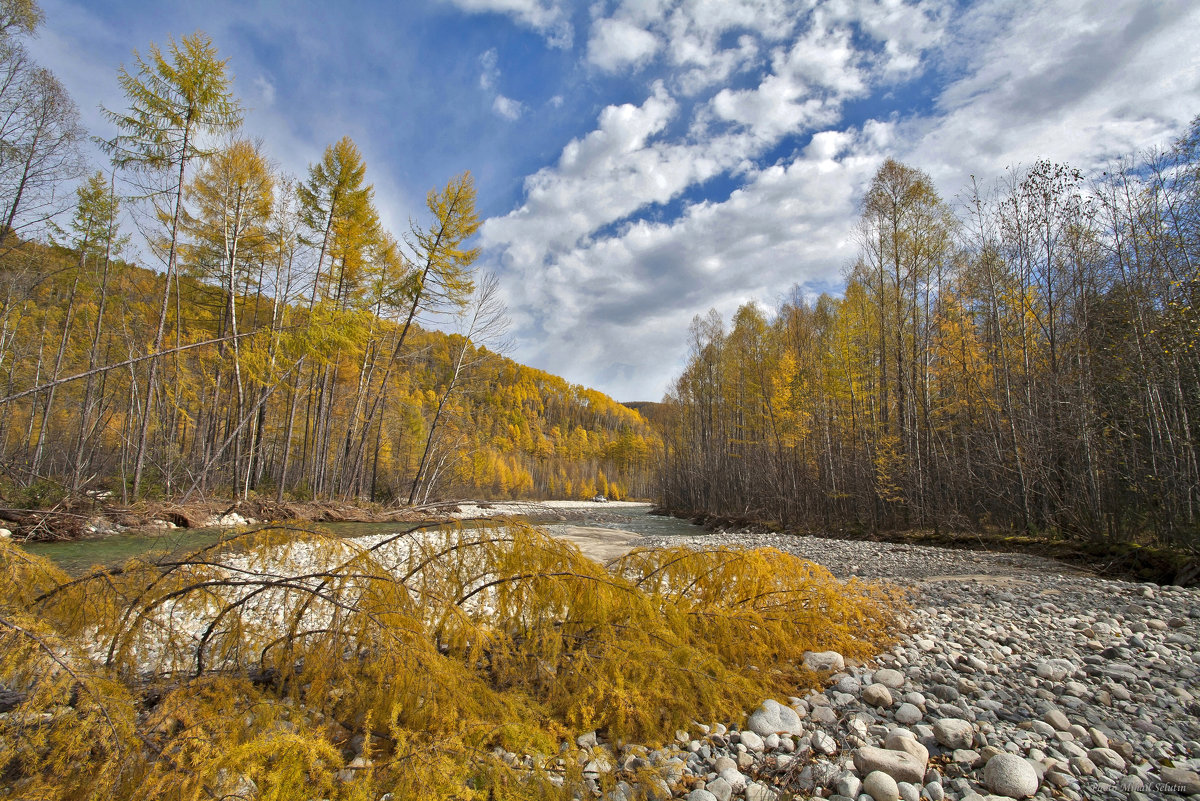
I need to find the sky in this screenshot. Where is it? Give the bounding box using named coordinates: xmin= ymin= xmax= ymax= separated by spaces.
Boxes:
xmin=25 ymin=0 xmax=1200 ymax=401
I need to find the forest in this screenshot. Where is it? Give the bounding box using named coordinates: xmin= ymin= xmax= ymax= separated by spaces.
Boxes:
xmin=0 ymin=10 xmax=658 ymax=510
xmin=659 ymin=125 xmax=1199 ymax=550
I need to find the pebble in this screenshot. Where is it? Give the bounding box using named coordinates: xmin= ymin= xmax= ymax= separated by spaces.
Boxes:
xmin=605 ymin=528 xmax=1200 ymax=801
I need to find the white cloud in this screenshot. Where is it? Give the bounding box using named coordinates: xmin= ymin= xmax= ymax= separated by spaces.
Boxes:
xmin=709 ymin=25 xmax=865 ymax=142
xmin=497 ymin=127 xmax=887 ymax=400
xmin=902 ymin=0 xmax=1200 ymax=188
xmin=483 ymin=81 xmax=687 ymax=258
xmin=479 ymin=49 xmax=525 ymax=120
xmin=484 ymin=0 xmax=1199 ymax=400
xmin=493 ymin=94 xmax=525 ymax=120
xmin=442 ymin=0 xmax=573 ymax=47
xmin=479 ymin=48 xmax=498 ymax=91
xmin=253 ymin=74 xmax=276 ymax=106
xmin=587 ymin=17 xmax=661 ymax=72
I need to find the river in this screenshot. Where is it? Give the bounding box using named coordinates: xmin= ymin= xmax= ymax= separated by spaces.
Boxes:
xmin=23 ymin=501 xmax=708 ymax=574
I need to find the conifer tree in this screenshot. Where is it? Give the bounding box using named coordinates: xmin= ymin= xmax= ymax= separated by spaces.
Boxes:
xmin=101 ymin=31 xmax=243 ymax=498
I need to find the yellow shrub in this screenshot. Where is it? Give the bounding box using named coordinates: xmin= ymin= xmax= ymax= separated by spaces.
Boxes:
xmin=0 ymin=523 xmax=900 ymax=799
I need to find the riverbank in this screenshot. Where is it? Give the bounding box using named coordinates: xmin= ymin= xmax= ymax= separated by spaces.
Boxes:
xmin=6 ymin=500 xmax=1199 ymax=799
xmin=0 ymin=497 xmax=654 ymax=542
xmin=581 ymin=528 xmax=1200 ymax=801
xmin=656 ymin=510 xmax=1200 ymax=587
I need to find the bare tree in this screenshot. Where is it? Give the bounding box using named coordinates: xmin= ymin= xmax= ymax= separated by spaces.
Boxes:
xmin=408 ymin=272 xmax=509 ymax=504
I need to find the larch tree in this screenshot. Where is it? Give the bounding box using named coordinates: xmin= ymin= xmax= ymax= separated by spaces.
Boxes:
xmin=101 ymin=30 xmax=243 ymax=499
xmin=350 ymin=171 xmax=480 ymax=499
xmin=67 ymin=171 xmax=125 ymax=493
xmin=183 ymin=138 xmax=275 ymax=497
xmin=294 ymin=136 xmax=380 ymax=495
xmin=0 ymin=0 xmax=82 ymax=252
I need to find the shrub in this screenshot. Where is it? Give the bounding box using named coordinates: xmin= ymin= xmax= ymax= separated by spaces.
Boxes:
xmin=0 ymin=521 xmax=900 ymax=799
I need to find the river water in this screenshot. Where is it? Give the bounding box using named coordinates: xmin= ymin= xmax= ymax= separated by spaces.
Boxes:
xmin=23 ymin=502 xmax=708 ymax=575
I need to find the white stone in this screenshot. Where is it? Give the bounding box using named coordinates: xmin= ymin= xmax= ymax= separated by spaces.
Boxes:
xmin=863 ymin=770 xmax=900 ymax=801
xmin=884 ymin=731 xmax=929 ymax=765
xmin=718 ymin=768 xmax=747 ymax=793
xmin=748 ymin=699 xmax=805 ymax=736
xmin=853 ymin=746 xmax=926 ymax=784
xmin=895 ymin=703 xmax=922 ymax=725
xmin=982 ymin=753 xmax=1039 ymax=798
xmin=739 ymin=730 xmax=765 ymax=752
xmin=706 ymin=776 xmax=733 ymax=801
xmin=875 ymin=668 xmax=906 ymax=688
xmin=836 ymin=773 xmax=863 ymax=798
xmin=803 ymin=650 xmax=845 ymax=672
xmin=1035 ymin=659 xmax=1075 ymax=681
xmin=813 ymin=730 xmax=838 ymax=755
xmin=744 ymin=782 xmax=778 ymax=801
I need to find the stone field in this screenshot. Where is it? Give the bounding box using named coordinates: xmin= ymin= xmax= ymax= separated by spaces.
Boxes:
xmin=550 ymin=530 xmax=1200 ymax=801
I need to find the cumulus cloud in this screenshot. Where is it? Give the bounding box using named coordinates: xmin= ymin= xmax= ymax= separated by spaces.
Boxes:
xmin=709 ymin=25 xmax=865 ymax=142
xmin=443 ymin=0 xmax=573 ymax=47
xmin=587 ymin=17 xmax=661 ymax=72
xmin=498 ymin=127 xmax=887 ymax=400
xmin=493 ymin=95 xmax=525 ymax=120
xmin=485 ymin=0 xmax=1198 ymax=401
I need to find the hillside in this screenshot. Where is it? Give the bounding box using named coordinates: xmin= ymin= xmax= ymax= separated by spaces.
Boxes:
xmin=0 ymin=238 xmax=659 ymax=509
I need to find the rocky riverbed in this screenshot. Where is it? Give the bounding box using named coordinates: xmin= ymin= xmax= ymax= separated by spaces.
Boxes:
xmin=539 ymin=529 xmax=1200 ymax=801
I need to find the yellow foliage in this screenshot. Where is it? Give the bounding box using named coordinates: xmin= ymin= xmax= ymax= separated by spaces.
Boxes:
xmin=0 ymin=525 xmax=900 ymax=799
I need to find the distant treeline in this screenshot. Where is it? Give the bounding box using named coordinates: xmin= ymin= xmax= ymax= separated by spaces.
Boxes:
xmin=659 ymin=120 xmax=1199 ymax=547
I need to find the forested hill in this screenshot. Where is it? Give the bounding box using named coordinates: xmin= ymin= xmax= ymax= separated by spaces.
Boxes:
xmin=0 ymin=20 xmax=660 ymax=508
xmin=660 ymin=124 xmax=1199 ymax=550
xmin=0 ymin=238 xmax=659 ymax=506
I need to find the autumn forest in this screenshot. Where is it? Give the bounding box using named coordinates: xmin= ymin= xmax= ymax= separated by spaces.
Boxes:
xmin=0 ymin=20 xmax=658 ymax=510
xmin=1 ymin=0 xmax=1198 ymax=556
xmin=660 ymin=140 xmax=1200 ymax=549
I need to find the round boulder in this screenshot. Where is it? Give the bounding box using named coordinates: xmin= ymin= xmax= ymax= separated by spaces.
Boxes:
xmin=802 ymin=650 xmax=845 ymax=672
xmin=874 ymin=668 xmax=906 ymax=688
xmin=982 ymin=753 xmax=1039 ymax=798
xmin=895 ymin=703 xmax=922 ymax=725
xmin=747 ymin=699 xmax=804 ymax=736
xmin=863 ymin=770 xmax=900 ymax=801
xmin=863 ymin=683 xmax=893 ymax=707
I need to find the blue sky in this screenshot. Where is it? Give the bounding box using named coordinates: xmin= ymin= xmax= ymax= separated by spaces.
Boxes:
xmin=27 ymin=0 xmax=1200 ymax=401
